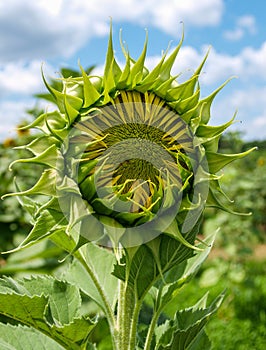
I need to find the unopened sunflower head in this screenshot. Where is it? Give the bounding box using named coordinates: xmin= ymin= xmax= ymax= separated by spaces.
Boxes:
xmin=5 ymin=25 xmax=256 ymax=249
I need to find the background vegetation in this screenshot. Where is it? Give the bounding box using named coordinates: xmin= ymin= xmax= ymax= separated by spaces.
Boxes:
xmin=0 ymin=69 xmax=265 ymax=348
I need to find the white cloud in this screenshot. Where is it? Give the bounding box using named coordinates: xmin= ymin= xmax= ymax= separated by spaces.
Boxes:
xmin=223 ymin=15 xmax=257 ymax=41
xmin=37 ymin=0 xmax=63 ymax=16
xmin=241 ymin=42 xmax=266 ymax=79
xmin=0 ymin=99 xmax=33 ymax=140
xmin=253 ymin=116 xmax=266 ymax=128
xmin=0 ymin=61 xmax=48 ymax=97
xmin=237 ymin=15 xmax=257 ymax=34
xmin=210 ymin=86 xmax=266 ymax=140
xmin=0 ymin=0 xmax=224 ymax=63
xmin=223 ymin=28 xmax=244 ymax=41
xmin=144 ymin=0 xmax=224 ymax=33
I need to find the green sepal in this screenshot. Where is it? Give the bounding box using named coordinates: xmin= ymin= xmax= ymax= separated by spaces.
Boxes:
xmin=130 ymin=30 xmax=148 ymax=87
xmin=42 ymin=68 xmax=83 ymax=114
xmin=202 ymin=134 xmax=220 ymax=152
xmin=99 ymin=215 xmax=125 ymax=248
xmin=164 ymin=220 xmax=202 ymax=251
xmin=117 ymin=50 xmax=131 ymax=89
xmin=6 ymin=209 xmax=66 ymax=254
xmin=154 ymin=76 xmax=177 ymax=99
xmin=206 ymin=147 xmax=257 ymax=173
xmin=2 ymin=169 xmax=57 ymax=199
xmin=181 ymin=102 xmax=199 ymax=124
xmin=63 ymin=92 xmax=81 ymax=126
xmin=208 ymin=177 xmax=232 ymax=201
xmin=14 ymin=185 xmax=41 ymax=220
xmin=14 ymin=135 xmax=60 ymax=155
xmin=104 ymin=21 xmax=122 ymax=84
xmin=9 ymin=144 xmax=63 ymax=170
xmin=170 ymin=87 xmax=200 ymax=114
xmin=90 ymin=198 xmax=114 ymax=218
xmin=196 ymin=113 xmax=237 ymax=152
xmin=114 ymin=210 xmax=146 ymax=225
xmin=206 ymin=187 xmax=251 ymax=215
xmin=196 ymin=114 xmax=236 ymax=139
xmin=166 ymin=75 xmax=199 ymax=103
xmin=159 ymin=28 xmax=184 ymax=81
xmin=79 ymin=64 xmax=101 ymax=107
xmin=66 ymin=204 xmax=104 ymax=246
xmin=196 ymin=77 xmax=235 ymax=125
xmin=79 ymin=175 xmax=97 ymax=201
xmin=21 ymin=110 xmax=66 ymax=133
xmin=102 ymin=59 xmax=118 ymax=102
xmin=136 ymin=52 xmax=167 ymax=92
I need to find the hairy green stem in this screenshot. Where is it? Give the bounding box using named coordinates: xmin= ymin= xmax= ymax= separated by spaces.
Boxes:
xmin=143 ymin=308 xmax=161 ymax=350
xmin=75 ymin=252 xmax=118 ymax=349
xmin=129 ymin=299 xmax=142 ymax=350
xmin=116 ymin=280 xmax=125 ymax=348
xmin=144 ymin=286 xmax=164 ymax=350
xmin=117 ymin=280 xmax=135 ymax=350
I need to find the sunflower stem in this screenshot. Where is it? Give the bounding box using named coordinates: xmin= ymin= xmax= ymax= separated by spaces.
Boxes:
xmin=129 ymin=299 xmax=142 ymax=350
xmin=117 ymin=280 xmax=135 ymax=350
xmin=143 ymin=308 xmax=161 ymax=350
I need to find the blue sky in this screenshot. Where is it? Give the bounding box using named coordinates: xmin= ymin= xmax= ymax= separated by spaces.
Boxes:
xmin=0 ymin=0 xmax=265 ymax=141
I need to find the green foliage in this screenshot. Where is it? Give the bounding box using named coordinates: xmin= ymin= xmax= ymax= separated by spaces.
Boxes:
xmin=0 ymin=138 xmax=38 ymax=252
xmin=0 ymin=233 xmax=220 ymax=349
xmin=155 ymin=293 xmax=224 ymax=350
xmin=164 ymin=257 xmax=266 ymax=349
xmin=0 ymin=31 xmax=258 ymax=350
xmin=203 ymin=146 xmax=266 ymax=253
xmin=0 ymin=323 xmax=64 ymax=350
xmin=0 ymin=129 xmax=263 ymax=349
xmin=207 ymin=259 xmax=266 ymax=349
xmin=0 ymin=275 xmax=95 ymax=349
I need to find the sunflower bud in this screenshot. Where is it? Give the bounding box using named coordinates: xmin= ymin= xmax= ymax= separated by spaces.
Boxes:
xmin=4 ymin=25 xmax=256 ymax=251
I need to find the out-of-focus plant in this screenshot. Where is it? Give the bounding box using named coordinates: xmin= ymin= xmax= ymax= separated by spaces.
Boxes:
xmin=203 ymin=133 xmax=265 ymax=257
xmin=0 ymin=130 xmax=38 ymax=251
xmin=0 ymin=25 xmax=255 ymax=349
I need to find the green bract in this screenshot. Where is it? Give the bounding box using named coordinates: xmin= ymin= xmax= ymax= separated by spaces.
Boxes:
xmin=5 ymin=26 xmax=255 ymax=251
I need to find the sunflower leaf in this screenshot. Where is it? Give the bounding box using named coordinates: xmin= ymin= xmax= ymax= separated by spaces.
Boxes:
xmin=155 ymin=232 xmax=216 ymax=311
xmin=64 ymin=243 xmax=118 ymax=312
xmin=155 ymin=292 xmax=224 ymax=350
xmin=0 ymin=277 xmax=95 ymax=349
xmin=0 ymin=323 xmax=64 ymax=350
